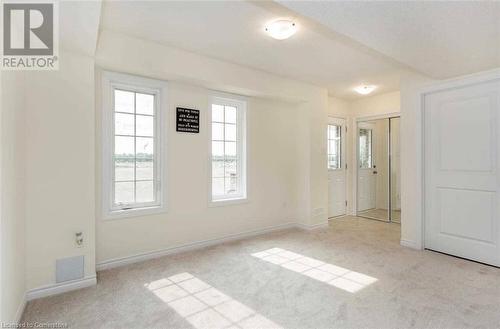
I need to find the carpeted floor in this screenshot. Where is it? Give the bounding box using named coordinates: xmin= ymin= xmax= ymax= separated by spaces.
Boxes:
xmin=358 ymin=208 xmax=401 ymax=223
xmin=21 ymin=216 xmax=500 ymax=328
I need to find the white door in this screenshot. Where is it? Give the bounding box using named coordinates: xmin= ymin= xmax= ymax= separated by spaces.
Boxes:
xmin=424 ymin=79 xmax=500 ymax=266
xmin=357 ymin=123 xmax=376 ymax=212
xmin=328 ymin=118 xmax=346 ymax=218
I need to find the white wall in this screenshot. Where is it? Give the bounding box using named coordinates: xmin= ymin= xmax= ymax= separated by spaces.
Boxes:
xmin=1 ymin=71 xmax=26 ymax=322
xmin=328 ymin=97 xmax=351 ymax=118
xmin=96 ymin=81 xmax=303 ymax=262
xmin=399 ymin=69 xmax=500 ymax=249
xmin=350 ymin=91 xmax=400 ymax=118
xmin=24 ymin=51 xmax=96 ymax=290
xmin=328 ymin=93 xmax=401 ymax=216
xmin=6 ymin=29 xmax=330 ymax=294
xmin=400 ymin=72 xmax=435 ymax=248
xmin=91 ymin=31 xmax=329 ymax=263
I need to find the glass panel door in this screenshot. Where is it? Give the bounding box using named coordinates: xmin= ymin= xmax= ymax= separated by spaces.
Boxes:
xmin=357 ymin=119 xmax=389 ymax=222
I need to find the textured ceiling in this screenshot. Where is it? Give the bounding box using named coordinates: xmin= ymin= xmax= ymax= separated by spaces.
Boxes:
xmin=278 ymin=0 xmax=500 ymax=79
xmin=100 ymin=0 xmax=409 ymax=99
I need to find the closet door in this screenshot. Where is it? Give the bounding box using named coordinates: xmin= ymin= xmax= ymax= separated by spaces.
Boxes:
xmin=424 ymin=79 xmax=500 ymax=266
xmin=390 ymin=117 xmax=401 ymax=223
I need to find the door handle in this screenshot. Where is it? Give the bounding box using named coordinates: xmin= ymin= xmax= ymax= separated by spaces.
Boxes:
xmin=373 ymin=170 xmax=378 ymax=174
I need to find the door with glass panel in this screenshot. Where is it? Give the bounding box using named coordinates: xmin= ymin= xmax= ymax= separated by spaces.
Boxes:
xmin=357 ymin=122 xmax=377 ymax=214
xmin=327 ymin=117 xmax=346 ymax=218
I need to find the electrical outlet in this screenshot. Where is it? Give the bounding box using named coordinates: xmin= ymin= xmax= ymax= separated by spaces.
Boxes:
xmin=75 ymin=232 xmax=83 ymax=248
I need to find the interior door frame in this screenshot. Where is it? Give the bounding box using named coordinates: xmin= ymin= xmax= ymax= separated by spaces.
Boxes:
xmin=327 ymin=116 xmax=347 ymax=218
xmin=419 ymin=69 xmax=500 ymax=252
xmin=355 ymin=113 xmax=400 ymax=222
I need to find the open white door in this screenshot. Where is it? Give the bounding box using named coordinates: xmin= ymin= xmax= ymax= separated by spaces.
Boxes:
xmin=424 ymin=79 xmax=500 ymax=266
xmin=357 ymin=122 xmax=376 ymax=212
xmin=328 ymin=117 xmax=346 ymax=218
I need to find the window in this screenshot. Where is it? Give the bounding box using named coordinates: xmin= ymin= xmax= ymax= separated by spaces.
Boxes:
xmin=328 ymin=124 xmax=341 ymax=169
xmin=359 ymin=128 xmax=373 ymax=169
xmin=210 ymin=96 xmax=247 ymax=204
xmin=102 ymin=72 xmax=166 ymax=219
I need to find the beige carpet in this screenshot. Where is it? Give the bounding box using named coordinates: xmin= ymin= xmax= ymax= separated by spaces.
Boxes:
xmin=358 ymin=208 xmax=401 ymax=223
xmin=22 ymin=216 xmax=500 ymax=328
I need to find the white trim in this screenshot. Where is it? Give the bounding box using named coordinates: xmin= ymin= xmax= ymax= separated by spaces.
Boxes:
xmin=14 ymin=294 xmax=27 ymax=324
xmin=328 ymin=214 xmax=349 ymax=220
xmin=355 ymin=112 xmax=400 ymax=122
xmin=354 ymin=114 xmax=400 ymax=218
xmin=101 ymin=71 xmax=168 ymax=220
xmin=208 ymin=197 xmax=249 ymax=208
xmin=97 ymin=222 xmax=296 ymax=271
xmin=25 ymin=275 xmax=97 ymax=301
xmin=208 ymin=93 xmax=248 ymax=206
xmin=417 ymin=69 xmax=500 ymax=252
xmin=24 ymin=221 xmax=333 ymax=301
xmin=419 ymin=68 xmax=500 ymax=96
xmin=100 ymin=205 xmax=167 ymax=221
xmin=400 ymin=239 xmax=421 ymax=250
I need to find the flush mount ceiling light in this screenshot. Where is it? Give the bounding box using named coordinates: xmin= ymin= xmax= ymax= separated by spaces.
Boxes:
xmin=265 ymin=19 xmax=297 ymax=40
xmin=354 ymin=85 xmax=377 ymax=95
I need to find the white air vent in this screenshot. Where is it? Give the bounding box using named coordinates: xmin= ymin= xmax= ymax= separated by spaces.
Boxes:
xmin=56 ymin=256 xmax=84 ymax=283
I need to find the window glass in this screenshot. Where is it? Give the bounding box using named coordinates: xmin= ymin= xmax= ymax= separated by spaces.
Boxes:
xmin=112 ymin=89 xmax=157 ymax=208
xmin=327 ymin=124 xmax=341 ymax=169
xmin=359 ymin=128 xmax=373 ymax=169
xmin=211 ymin=100 xmax=246 ymax=202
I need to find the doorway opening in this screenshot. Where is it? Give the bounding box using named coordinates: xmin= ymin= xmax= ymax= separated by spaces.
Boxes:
xmin=356 ymin=116 xmax=400 ymax=223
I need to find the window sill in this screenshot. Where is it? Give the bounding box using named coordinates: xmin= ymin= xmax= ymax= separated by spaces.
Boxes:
xmin=209 ymin=197 xmax=248 ymax=208
xmin=102 ymin=205 xmax=167 ymax=221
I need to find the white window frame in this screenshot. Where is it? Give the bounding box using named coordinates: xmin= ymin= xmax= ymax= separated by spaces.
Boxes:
xmin=208 ymin=94 xmax=248 ymax=206
xmin=101 ymin=71 xmax=167 ymax=220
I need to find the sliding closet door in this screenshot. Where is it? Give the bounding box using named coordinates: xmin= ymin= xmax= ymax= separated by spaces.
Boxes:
xmin=390 ymin=117 xmax=401 ymax=223
xmin=357 ymin=117 xmax=402 ymax=223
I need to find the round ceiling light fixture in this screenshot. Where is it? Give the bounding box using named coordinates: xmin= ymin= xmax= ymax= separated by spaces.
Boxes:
xmin=265 ymin=19 xmax=297 ymax=40
xmin=354 ymin=85 xmax=377 ymax=95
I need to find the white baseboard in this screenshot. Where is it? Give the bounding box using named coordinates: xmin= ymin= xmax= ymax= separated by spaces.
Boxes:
xmin=14 ymin=293 xmax=27 ymax=324
xmin=97 ymin=222 xmax=297 ymax=271
xmin=24 ymin=220 xmax=330 ymax=302
xmin=296 ymin=221 xmax=329 ymax=231
xmin=26 ymin=275 xmax=97 ymax=301
xmin=400 ymin=239 xmax=421 ymax=250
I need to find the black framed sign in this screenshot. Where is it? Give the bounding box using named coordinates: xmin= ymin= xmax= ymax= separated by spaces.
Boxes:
xmin=176 ymin=107 xmax=200 ymax=133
